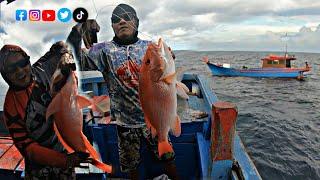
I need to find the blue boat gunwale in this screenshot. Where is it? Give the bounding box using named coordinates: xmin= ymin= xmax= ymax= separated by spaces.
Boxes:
xmin=182 ymin=73 xmax=261 ymax=179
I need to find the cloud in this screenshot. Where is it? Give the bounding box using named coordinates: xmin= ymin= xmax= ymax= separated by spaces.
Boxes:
xmin=0 ymin=0 xmax=319 ymax=57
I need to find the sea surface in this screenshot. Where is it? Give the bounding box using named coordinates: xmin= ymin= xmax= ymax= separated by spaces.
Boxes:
xmin=174 ymin=51 xmax=320 ymax=180
xmin=0 ymin=51 xmax=319 ymax=179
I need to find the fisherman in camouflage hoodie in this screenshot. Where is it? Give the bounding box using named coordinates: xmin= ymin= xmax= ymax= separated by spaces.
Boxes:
xmin=67 ymin=3 xmax=179 ymax=180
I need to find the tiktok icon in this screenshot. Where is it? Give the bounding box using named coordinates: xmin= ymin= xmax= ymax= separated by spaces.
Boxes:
xmin=72 ymin=7 xmax=88 ymax=23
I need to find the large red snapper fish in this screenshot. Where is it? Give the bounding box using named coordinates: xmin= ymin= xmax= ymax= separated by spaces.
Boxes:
xmin=46 ymin=53 xmax=112 ymax=173
xmin=139 ymin=38 xmax=189 ymax=157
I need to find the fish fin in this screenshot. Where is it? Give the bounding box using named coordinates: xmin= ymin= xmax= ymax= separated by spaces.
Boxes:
xmin=177 ymin=81 xmax=189 ymax=92
xmin=91 ymin=158 xmax=112 ymax=173
xmin=46 ymin=93 xmax=61 ymax=121
xmin=150 ymin=127 xmax=157 ymax=138
xmin=171 ymin=116 xmax=181 ymax=137
xmin=158 ymin=140 xmax=174 ymax=157
xmin=150 ymin=68 xmax=164 ymax=82
xmin=176 ymin=83 xmax=189 ymax=99
xmin=161 ymin=72 xmax=176 ymax=84
xmin=145 ymin=116 xmax=157 ymax=138
xmin=53 ymin=123 xmax=74 ymax=153
xmin=77 ymin=95 xmax=92 ymax=109
xmin=81 ymin=133 xmax=113 ymax=173
xmin=92 ymin=95 xmax=110 ymax=113
xmin=81 ymin=133 xmax=100 ymax=160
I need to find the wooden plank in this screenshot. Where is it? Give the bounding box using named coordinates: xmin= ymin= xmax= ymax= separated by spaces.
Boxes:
xmin=80 ymin=71 xmax=104 ymax=84
xmin=233 ymin=135 xmax=262 ymax=180
xmin=196 ymin=133 xmax=210 ymax=178
xmin=0 ymin=137 xmax=13 ymax=144
xmin=0 ymin=145 xmax=23 ymax=170
xmin=0 ymin=144 xmax=13 ymax=158
xmin=75 ymin=163 xmax=90 ymax=174
xmin=196 ymin=74 xmax=218 ymax=112
xmin=14 ymin=158 xmax=25 ymax=172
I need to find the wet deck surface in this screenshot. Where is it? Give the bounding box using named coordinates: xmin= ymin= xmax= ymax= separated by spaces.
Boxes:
xmin=0 ymin=137 xmax=24 ymax=173
xmin=0 ymin=137 xmax=103 ymax=177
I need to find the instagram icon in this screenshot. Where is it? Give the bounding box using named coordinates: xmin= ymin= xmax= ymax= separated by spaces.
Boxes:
xmin=29 ymin=10 xmax=41 ymax=21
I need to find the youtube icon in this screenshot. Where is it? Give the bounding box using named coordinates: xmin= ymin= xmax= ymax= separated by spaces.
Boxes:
xmin=42 ymin=10 xmax=55 ymax=21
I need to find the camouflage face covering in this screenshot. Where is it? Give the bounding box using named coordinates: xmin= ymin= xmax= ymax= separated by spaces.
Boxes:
xmin=111 ymin=3 xmax=139 ymax=28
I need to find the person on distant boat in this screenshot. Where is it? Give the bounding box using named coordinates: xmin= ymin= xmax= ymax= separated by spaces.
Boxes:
xmin=0 ymin=42 xmax=90 ymax=179
xmin=67 ymin=3 xmax=179 ymax=180
xmin=305 ymin=62 xmax=310 ymax=69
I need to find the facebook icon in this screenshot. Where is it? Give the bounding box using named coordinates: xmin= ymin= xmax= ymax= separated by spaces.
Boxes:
xmin=16 ymin=10 xmax=27 ymax=21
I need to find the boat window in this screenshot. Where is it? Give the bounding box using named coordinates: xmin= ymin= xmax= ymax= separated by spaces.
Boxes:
xmin=273 ymin=60 xmax=279 ymax=64
xmin=286 ymin=60 xmax=291 ymax=68
xmin=267 ymin=60 xmax=272 ymax=64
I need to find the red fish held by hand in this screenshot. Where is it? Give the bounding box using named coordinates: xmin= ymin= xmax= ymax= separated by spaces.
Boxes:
xmin=139 ymin=38 xmax=189 ymax=157
xmin=46 ymin=53 xmax=112 ymax=173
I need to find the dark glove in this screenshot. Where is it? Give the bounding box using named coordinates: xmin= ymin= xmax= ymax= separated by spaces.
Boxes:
xmin=81 ymin=19 xmax=100 ymax=49
xmin=51 ymin=53 xmax=76 ymax=94
xmin=50 ymin=41 xmax=69 ymax=55
xmin=67 ymin=19 xmax=100 ymax=49
xmin=59 ymin=53 xmax=76 ymax=76
xmin=66 ymin=152 xmax=91 ymax=169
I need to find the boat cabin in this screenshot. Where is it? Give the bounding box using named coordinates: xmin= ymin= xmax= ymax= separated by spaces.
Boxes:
xmin=261 ymin=54 xmax=296 ymax=68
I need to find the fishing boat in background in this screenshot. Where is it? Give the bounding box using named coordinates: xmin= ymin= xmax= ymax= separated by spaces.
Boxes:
xmin=204 ymin=53 xmax=311 ymax=80
xmin=0 ymin=71 xmax=261 ymax=179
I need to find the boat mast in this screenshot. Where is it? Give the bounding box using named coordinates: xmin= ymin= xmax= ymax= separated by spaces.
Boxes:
xmin=284 ymin=32 xmax=288 ymax=58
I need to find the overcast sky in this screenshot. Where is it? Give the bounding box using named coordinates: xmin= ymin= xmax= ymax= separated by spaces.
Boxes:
xmin=0 ymin=0 xmax=319 ymax=62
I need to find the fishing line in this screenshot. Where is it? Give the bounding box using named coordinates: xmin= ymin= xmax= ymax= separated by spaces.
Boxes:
xmin=91 ymin=0 xmax=98 ymax=15
xmin=85 ymin=3 xmax=157 ymax=43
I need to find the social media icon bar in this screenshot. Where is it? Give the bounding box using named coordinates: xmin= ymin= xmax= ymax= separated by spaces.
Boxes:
xmin=16 ymin=10 xmax=27 ymax=21
xmin=58 ymin=8 xmax=72 ymax=22
xmin=15 ymin=7 xmax=89 ymax=23
xmin=29 ymin=9 xmax=41 ymax=21
xmin=73 ymin=7 xmax=88 ymax=23
xmin=42 ymin=10 xmax=55 ymax=21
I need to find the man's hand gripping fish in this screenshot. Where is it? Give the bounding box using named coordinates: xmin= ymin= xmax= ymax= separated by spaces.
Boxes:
xmin=46 ymin=53 xmax=112 ymax=173
xmin=139 ymin=38 xmax=189 ymax=157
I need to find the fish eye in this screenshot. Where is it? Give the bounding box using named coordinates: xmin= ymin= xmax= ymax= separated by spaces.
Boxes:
xmin=146 ymin=59 xmax=150 ymax=65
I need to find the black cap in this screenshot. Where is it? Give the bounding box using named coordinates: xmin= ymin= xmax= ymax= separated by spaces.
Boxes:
xmin=111 ymin=4 xmax=139 ymax=27
xmin=112 ymin=3 xmax=137 ymax=18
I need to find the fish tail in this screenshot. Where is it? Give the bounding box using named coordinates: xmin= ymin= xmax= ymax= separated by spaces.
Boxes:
xmin=91 ymin=158 xmax=112 ymax=173
xmin=80 ymin=133 xmax=112 ymax=173
xmin=158 ymin=140 xmax=174 ymax=157
xmin=53 ymin=123 xmax=74 ymax=153
xmin=81 ymin=133 xmax=100 ymax=159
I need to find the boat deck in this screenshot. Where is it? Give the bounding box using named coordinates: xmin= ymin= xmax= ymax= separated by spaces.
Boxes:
xmin=0 ymin=137 xmax=24 ymax=179
xmin=0 ymin=136 xmax=106 ymax=179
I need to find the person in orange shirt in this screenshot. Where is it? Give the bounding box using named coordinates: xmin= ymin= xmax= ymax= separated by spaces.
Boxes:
xmin=0 ymin=42 xmax=89 ymax=179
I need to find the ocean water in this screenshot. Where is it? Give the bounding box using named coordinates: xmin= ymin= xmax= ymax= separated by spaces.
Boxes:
xmin=0 ymin=51 xmax=319 ymax=179
xmin=174 ymin=51 xmax=320 ymax=180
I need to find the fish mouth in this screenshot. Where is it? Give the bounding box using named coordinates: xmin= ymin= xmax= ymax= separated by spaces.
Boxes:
xmin=158 ymin=40 xmax=175 ymax=80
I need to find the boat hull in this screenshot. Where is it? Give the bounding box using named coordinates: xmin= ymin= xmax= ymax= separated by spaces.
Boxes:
xmin=207 ymin=63 xmax=308 ymax=78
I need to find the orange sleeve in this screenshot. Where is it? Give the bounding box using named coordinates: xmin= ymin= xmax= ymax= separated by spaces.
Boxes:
xmin=3 ymin=93 xmax=68 ymax=168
